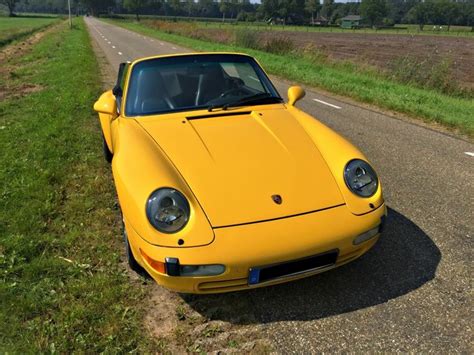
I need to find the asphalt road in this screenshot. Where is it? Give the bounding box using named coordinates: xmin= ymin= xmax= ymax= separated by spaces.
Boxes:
xmin=85 ymin=17 xmax=473 ymax=352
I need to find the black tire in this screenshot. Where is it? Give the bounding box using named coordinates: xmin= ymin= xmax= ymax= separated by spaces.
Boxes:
xmin=103 ymin=136 xmax=113 ymax=163
xmin=123 ymin=228 xmax=149 ymax=278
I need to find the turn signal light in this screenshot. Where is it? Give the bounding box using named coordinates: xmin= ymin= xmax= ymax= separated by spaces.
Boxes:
xmin=140 ymin=249 xmax=165 ymax=274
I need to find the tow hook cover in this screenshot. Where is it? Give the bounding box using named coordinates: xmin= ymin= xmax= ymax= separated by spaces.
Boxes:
xmin=165 ymin=257 xmax=180 ymax=276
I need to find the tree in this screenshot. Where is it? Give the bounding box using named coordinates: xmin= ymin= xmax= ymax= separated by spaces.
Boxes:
xmin=459 ymin=0 xmax=474 ymax=31
xmin=219 ymin=1 xmax=229 ymax=21
xmin=407 ymin=1 xmax=433 ymax=31
xmin=219 ymin=0 xmax=241 ymax=21
xmin=198 ymin=0 xmax=214 ymax=17
xmin=360 ymin=0 xmax=389 ymax=28
xmin=305 ymin=0 xmax=320 ymax=24
xmin=259 ymin=0 xmax=280 ymax=21
xmin=123 ymin=0 xmax=149 ymax=21
xmin=0 ymin=0 xmax=19 ymax=16
xmin=168 ymin=0 xmax=180 ymax=16
xmin=184 ymin=0 xmax=194 ymax=16
xmin=320 ymin=0 xmax=334 ymax=23
xmin=387 ymin=0 xmax=417 ymax=24
xmin=80 ymin=0 xmax=115 ymax=16
xmin=148 ymin=0 xmax=162 ymax=16
xmin=436 ymin=0 xmax=460 ymax=31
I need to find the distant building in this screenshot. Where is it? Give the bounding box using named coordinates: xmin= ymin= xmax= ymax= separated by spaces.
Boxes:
xmin=341 ymin=15 xmax=362 ymax=29
xmin=311 ymin=15 xmax=328 ymax=26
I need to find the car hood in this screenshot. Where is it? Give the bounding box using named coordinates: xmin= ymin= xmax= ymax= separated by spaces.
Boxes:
xmin=136 ymin=108 xmax=344 ymax=227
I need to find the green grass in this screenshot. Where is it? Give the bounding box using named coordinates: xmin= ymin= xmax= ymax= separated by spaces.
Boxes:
xmin=0 ymin=16 xmax=59 ymax=47
xmin=105 ymin=19 xmax=474 ymax=136
xmin=199 ymin=21 xmax=474 ymax=37
xmin=0 ymin=18 xmax=159 ymax=352
xmin=110 ymin=14 xmax=474 ymax=37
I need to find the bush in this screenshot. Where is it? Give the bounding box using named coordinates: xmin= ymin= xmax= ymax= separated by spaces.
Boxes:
xmin=263 ymin=36 xmax=294 ymax=54
xmin=234 ymin=29 xmax=260 ymax=49
xmin=389 ymin=55 xmax=468 ymax=97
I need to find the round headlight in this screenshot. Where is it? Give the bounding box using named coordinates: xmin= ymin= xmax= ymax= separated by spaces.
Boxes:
xmin=344 ymin=159 xmax=378 ymax=197
xmin=146 ymin=188 xmax=190 ymax=233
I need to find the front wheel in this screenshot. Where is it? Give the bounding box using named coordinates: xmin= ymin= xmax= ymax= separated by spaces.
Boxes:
xmin=123 ymin=228 xmax=148 ymax=278
xmin=103 ymin=136 xmax=113 ymax=163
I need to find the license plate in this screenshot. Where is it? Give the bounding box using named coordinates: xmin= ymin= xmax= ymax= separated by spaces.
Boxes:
xmin=248 ymin=250 xmax=338 ymax=285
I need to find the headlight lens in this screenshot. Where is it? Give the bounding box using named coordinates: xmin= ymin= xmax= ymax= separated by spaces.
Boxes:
xmin=146 ymin=188 xmax=190 ymax=233
xmin=344 ymin=159 xmax=378 ymax=197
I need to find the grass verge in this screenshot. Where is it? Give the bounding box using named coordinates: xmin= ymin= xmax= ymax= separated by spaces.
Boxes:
xmin=105 ymin=19 xmax=474 ymax=137
xmin=104 ymin=15 xmax=474 ymax=37
xmin=200 ymin=21 xmax=474 ymax=37
xmin=0 ymin=17 xmax=59 ymax=47
xmin=0 ymin=19 xmax=159 ymax=352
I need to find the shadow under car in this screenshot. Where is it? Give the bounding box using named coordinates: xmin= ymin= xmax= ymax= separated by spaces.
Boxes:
xmin=180 ymin=207 xmax=441 ymax=324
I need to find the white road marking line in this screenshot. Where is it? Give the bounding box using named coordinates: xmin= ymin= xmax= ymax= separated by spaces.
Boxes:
xmin=172 ymin=47 xmax=177 ymax=50
xmin=112 ymin=45 xmax=116 ymax=49
xmin=312 ymin=98 xmax=342 ymax=109
xmin=160 ymin=43 xmax=164 ymax=45
xmin=108 ymin=41 xmax=111 ymax=44
xmin=465 ymin=152 xmax=474 ymax=157
xmin=118 ymin=52 xmax=123 ymax=56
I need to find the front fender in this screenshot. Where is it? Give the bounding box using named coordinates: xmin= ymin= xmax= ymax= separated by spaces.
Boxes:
xmin=291 ymin=107 xmax=384 ymax=215
xmin=112 ymin=118 xmax=215 ymax=248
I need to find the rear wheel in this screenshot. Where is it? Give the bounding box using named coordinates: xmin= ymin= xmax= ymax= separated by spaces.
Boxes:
xmin=103 ymin=136 xmax=113 ymax=163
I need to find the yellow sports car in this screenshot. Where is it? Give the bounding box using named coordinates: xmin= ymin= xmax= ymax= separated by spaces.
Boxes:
xmin=94 ymin=53 xmax=386 ymax=293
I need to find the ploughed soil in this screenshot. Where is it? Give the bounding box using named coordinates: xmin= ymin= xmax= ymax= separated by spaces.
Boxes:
xmin=153 ymin=19 xmax=474 ymax=91
xmin=260 ymin=31 xmax=474 ymax=90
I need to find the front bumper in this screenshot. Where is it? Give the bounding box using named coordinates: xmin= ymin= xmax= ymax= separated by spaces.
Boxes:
xmin=126 ymin=203 xmax=386 ymax=293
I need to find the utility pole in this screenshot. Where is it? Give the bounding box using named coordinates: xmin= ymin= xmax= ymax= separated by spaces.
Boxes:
xmin=68 ymin=0 xmax=72 ymax=29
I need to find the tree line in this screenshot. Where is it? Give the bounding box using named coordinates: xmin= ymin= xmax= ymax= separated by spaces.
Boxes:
xmin=4 ymin=0 xmax=474 ymax=30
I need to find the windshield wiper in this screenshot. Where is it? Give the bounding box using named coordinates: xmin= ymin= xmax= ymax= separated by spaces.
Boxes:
xmin=207 ymin=93 xmax=282 ymax=112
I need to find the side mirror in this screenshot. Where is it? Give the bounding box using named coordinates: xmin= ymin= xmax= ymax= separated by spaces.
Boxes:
xmin=93 ymin=90 xmax=117 ymax=116
xmin=287 ymin=86 xmax=305 ymax=106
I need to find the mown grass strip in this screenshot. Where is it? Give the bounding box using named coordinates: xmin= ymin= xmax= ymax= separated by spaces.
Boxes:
xmin=105 ymin=19 xmax=474 ymax=137
xmin=0 ymin=17 xmax=59 ymax=47
xmin=0 ymin=19 xmax=159 ymax=352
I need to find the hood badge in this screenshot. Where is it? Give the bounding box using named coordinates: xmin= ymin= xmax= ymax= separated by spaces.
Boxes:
xmin=272 ymin=194 xmax=282 ymax=205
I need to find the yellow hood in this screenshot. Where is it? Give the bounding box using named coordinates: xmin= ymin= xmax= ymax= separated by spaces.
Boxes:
xmin=136 ymin=107 xmax=345 ymax=227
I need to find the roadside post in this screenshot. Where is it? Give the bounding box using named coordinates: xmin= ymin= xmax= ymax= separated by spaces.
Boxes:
xmin=68 ymin=0 xmax=72 ymax=29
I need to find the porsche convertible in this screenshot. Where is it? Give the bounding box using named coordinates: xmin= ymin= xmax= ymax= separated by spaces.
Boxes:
xmin=94 ymin=52 xmax=386 ymax=293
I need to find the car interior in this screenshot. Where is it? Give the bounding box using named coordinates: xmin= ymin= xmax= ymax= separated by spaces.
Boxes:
xmin=125 ymin=59 xmax=269 ymax=116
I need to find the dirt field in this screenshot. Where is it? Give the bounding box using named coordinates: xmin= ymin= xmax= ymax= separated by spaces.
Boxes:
xmin=149 ymin=21 xmax=474 ymax=91
xmin=261 ymin=31 xmax=474 ymax=90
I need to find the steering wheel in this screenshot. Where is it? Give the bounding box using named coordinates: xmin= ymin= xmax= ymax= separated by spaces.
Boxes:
xmin=218 ymin=86 xmax=249 ymax=99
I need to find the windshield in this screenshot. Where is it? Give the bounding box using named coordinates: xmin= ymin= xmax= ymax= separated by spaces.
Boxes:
xmin=125 ymin=54 xmax=281 ymax=117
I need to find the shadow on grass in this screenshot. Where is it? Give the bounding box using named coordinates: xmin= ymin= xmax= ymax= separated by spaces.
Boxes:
xmin=181 ymin=207 xmax=441 ymax=323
